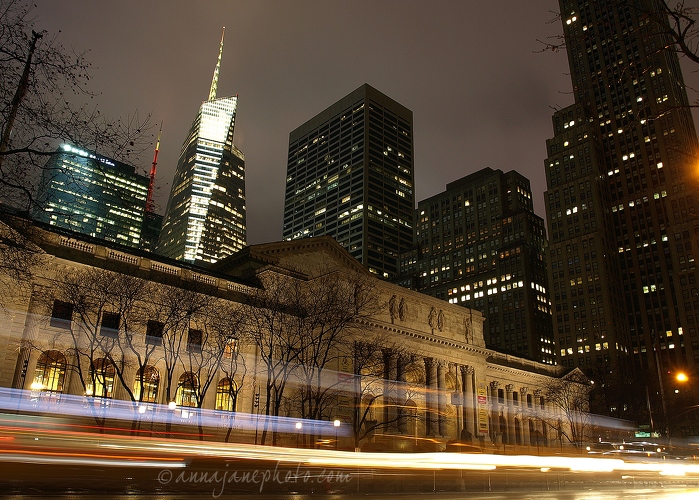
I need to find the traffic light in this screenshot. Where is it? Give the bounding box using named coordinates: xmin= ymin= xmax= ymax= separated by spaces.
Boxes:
xmin=254 ymin=392 xmax=260 ymax=408
xmin=20 ymin=359 xmax=28 ymax=378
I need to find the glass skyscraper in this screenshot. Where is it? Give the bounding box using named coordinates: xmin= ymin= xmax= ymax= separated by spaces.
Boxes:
xmin=33 ymin=143 xmax=149 ymax=249
xmin=284 ymin=84 xmax=414 ymax=280
xmin=157 ymin=30 xmax=246 ymax=263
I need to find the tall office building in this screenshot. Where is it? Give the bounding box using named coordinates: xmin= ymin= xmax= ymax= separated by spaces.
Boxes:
xmin=284 ymin=84 xmax=414 ymax=280
xmin=405 ymin=168 xmax=553 ymax=363
xmin=33 ymin=143 xmax=149 ymax=249
xmin=545 ymin=0 xmax=699 ymax=417
xmin=158 ymin=29 xmax=246 ymax=264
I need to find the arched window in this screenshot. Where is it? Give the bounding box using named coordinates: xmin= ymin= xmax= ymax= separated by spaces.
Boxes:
xmin=134 ymin=365 xmax=159 ymax=403
xmin=32 ymin=350 xmax=66 ymax=393
xmin=87 ymin=358 xmax=115 ymax=398
xmin=176 ymin=372 xmax=198 ymax=408
xmin=215 ymin=378 xmax=237 ymax=411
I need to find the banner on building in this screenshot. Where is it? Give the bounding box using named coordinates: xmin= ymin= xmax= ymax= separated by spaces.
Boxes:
xmin=477 ymin=381 xmax=488 ymax=434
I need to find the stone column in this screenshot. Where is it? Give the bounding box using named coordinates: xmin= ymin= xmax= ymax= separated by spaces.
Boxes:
xmin=424 ymin=357 xmax=437 ymax=436
xmin=19 ymin=348 xmax=36 ymax=391
xmin=520 ymin=387 xmax=530 ymax=446
xmin=202 ymin=376 xmax=218 ymax=409
xmin=396 ymin=355 xmax=408 ymax=434
xmin=532 ymin=389 xmax=542 ymax=448
xmin=460 ymin=365 xmax=473 ymax=441
xmin=437 ymin=360 xmax=447 ymax=437
xmin=489 ymin=381 xmax=499 ymax=444
xmin=68 ymin=354 xmax=87 ymax=397
xmin=114 ymin=364 xmax=136 ymax=402
xmin=465 ymin=366 xmax=476 ymax=438
xmin=451 ymin=364 xmax=462 ymax=440
xmin=505 ymin=384 xmax=515 ymax=445
xmin=383 ymin=349 xmax=398 ymax=432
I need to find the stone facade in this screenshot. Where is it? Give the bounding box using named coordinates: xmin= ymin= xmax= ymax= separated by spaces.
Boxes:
xmin=0 ymin=223 xmax=581 ymax=451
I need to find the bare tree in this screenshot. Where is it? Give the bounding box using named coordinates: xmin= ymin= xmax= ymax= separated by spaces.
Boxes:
xmin=0 ymin=216 xmax=39 ymax=301
xmin=344 ymin=337 xmax=419 ymax=452
xmin=173 ymin=296 xmax=247 ymax=440
xmin=0 ymin=0 xmax=150 ymax=291
xmin=243 ymin=272 xmax=308 ymax=446
xmin=540 ymin=370 xmax=593 ymax=451
xmin=0 ymin=0 xmax=150 ymax=204
xmin=292 ymin=268 xmax=380 ymax=447
xmin=205 ymin=299 xmax=248 ymax=443
xmin=636 ymin=0 xmax=699 ymax=64
xmin=144 ymin=281 xmax=212 ymax=411
xmin=45 ymin=266 xmax=149 ymax=429
xmin=538 ymin=1 xmax=699 ymax=64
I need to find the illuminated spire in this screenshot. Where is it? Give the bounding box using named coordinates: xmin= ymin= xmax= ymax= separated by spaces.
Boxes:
xmin=208 ymin=27 xmax=225 ymax=101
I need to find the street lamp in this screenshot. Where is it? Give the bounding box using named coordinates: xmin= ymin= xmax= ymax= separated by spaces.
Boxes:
xmin=650 ymin=331 xmax=670 ymax=439
xmin=333 ymin=419 xmax=341 ymax=450
xmin=295 ymin=421 xmax=303 ymax=448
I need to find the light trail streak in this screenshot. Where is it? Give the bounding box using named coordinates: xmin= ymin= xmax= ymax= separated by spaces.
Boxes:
xmin=1 ymin=385 xmax=698 ymax=480
xmin=0 ymin=453 xmax=186 ymax=468
xmin=94 ymin=437 xmax=699 ymax=477
xmin=3 ymin=420 xmax=699 ymax=479
xmin=0 ymin=387 xmax=346 ymax=436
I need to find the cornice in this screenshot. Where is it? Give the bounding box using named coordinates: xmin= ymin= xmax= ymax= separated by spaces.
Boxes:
xmin=485 ymin=362 xmax=555 ymax=381
xmin=357 ymin=318 xmax=489 ymax=357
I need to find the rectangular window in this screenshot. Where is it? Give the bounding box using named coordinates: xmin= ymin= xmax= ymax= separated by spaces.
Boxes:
xmin=145 ymin=320 xmax=164 ymax=346
xmin=224 ymin=337 xmax=238 ymax=358
xmin=50 ymin=300 xmax=73 ymax=329
xmin=100 ymin=312 xmax=120 ymax=338
xmin=187 ymin=329 xmax=202 ymax=353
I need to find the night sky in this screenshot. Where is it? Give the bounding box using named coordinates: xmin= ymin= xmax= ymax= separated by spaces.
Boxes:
xmin=33 ymin=1 xmax=699 ymax=245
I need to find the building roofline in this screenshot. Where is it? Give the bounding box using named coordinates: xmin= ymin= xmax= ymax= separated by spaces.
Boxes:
xmin=289 ymin=83 xmax=412 ymax=142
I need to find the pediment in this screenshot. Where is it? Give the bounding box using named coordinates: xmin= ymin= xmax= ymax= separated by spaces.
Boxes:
xmin=212 ymin=236 xmax=369 ymax=279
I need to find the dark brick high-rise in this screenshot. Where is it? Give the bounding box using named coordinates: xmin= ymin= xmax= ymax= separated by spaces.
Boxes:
xmin=545 ymin=0 xmax=699 ymax=425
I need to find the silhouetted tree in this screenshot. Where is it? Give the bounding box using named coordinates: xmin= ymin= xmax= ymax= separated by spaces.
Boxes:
xmin=293 ymin=267 xmax=380 ymax=447
xmin=539 ymin=0 xmax=699 ymax=64
xmin=243 ymin=272 xmax=307 ymax=446
xmin=540 ymin=370 xmax=593 ymax=451
xmin=0 ymin=0 xmax=150 ymax=292
xmin=43 ymin=266 xmax=150 ymax=430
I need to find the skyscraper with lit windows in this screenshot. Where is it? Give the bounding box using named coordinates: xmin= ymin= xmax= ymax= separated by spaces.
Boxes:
xmin=545 ymin=0 xmax=699 ymax=419
xmin=283 ymin=84 xmax=414 ymax=280
xmin=404 ymin=168 xmax=554 ymax=364
xmin=33 ymin=143 xmax=149 ymax=249
xmin=157 ymin=29 xmax=246 ymax=263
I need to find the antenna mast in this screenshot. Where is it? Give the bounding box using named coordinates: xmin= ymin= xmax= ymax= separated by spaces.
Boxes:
xmin=208 ymin=27 xmax=225 ymax=101
xmin=146 ymin=123 xmax=162 ymax=214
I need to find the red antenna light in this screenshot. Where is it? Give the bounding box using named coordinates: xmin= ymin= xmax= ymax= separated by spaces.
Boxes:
xmin=146 ymin=123 xmax=162 ymax=213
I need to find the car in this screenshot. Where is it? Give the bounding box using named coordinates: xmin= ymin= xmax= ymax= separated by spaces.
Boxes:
xmin=585 ymin=441 xmax=616 ymax=454
xmin=602 ymin=441 xmax=667 ymax=460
